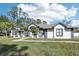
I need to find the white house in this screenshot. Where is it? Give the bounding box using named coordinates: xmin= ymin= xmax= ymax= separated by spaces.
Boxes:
xmin=10 ymin=23 xmax=79 ymax=39
xmin=28 ymin=23 xmax=79 ymax=39
xmin=74 ymin=28 xmax=79 ymax=37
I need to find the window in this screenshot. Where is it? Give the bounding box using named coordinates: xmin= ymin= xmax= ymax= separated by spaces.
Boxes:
xmin=56 ymin=29 xmax=63 ymax=36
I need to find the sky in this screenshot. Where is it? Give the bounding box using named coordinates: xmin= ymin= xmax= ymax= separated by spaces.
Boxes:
xmin=0 ymin=3 xmax=79 ymax=27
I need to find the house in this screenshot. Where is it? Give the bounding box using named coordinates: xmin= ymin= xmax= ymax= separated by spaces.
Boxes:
xmin=10 ymin=23 xmax=79 ymax=39
xmin=74 ymin=28 xmax=79 ymax=37
xmin=28 ymin=23 xmax=75 ymax=39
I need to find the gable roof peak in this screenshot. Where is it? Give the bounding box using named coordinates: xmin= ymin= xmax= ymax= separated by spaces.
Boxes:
xmin=55 ymin=22 xmax=66 ymax=27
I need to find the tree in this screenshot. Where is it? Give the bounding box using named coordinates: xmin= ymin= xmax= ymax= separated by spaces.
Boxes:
xmin=36 ymin=19 xmax=42 ymax=24
xmin=22 ymin=12 xmax=29 ymax=18
xmin=8 ymin=7 xmax=18 ymax=26
xmin=42 ymin=21 xmax=47 ymax=24
xmin=0 ymin=22 xmax=12 ymax=36
xmin=0 ymin=16 xmax=10 ymax=22
xmin=17 ymin=18 xmax=29 ymax=30
xmin=30 ymin=26 xmax=39 ymax=37
xmin=36 ymin=19 xmax=47 ymax=24
xmin=0 ymin=15 xmax=12 ymax=36
xmin=20 ymin=26 xmax=28 ymax=31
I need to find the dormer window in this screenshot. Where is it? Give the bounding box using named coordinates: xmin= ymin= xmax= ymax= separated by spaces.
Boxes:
xmin=56 ymin=28 xmax=63 ymax=36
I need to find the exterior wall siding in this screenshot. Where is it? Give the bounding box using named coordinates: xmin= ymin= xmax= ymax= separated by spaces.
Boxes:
xmin=54 ymin=24 xmax=72 ymax=39
xmin=47 ymin=30 xmax=53 ymax=38
xmin=74 ymin=33 xmax=79 ymax=37
xmin=64 ymin=30 xmax=72 ymax=39
xmin=27 ymin=23 xmax=72 ymax=39
xmin=11 ymin=24 xmax=74 ymax=39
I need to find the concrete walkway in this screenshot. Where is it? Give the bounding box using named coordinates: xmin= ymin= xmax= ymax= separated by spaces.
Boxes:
xmin=13 ymin=39 xmax=79 ymax=43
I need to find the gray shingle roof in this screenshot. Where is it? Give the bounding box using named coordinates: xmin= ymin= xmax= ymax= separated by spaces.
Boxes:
xmin=36 ymin=24 xmax=53 ymax=29
xmin=32 ymin=23 xmax=78 ymax=29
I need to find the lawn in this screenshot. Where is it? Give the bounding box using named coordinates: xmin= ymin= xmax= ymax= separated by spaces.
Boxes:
xmin=0 ymin=36 xmax=79 ymax=56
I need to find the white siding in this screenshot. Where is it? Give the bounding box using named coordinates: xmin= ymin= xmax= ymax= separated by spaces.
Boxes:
xmin=47 ymin=30 xmax=53 ymax=38
xmin=10 ymin=30 xmax=13 ymax=37
xmin=29 ymin=32 xmax=34 ymax=38
xmin=64 ymin=30 xmax=72 ymax=39
xmin=74 ymin=32 xmax=79 ymax=37
xmin=54 ymin=24 xmax=72 ymax=39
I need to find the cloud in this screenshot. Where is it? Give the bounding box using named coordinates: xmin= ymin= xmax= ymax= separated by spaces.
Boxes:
xmin=67 ymin=7 xmax=78 ymax=18
xmin=50 ymin=4 xmax=78 ymax=19
xmin=50 ymin=3 xmax=68 ymax=16
xmin=17 ymin=3 xmax=78 ymax=25
xmin=69 ymin=20 xmax=79 ymax=27
xmin=36 ymin=3 xmax=50 ymax=10
xmin=17 ymin=4 xmax=38 ymax=12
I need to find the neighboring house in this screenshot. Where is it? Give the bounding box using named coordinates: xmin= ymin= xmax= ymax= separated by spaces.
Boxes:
xmin=74 ymin=29 xmax=79 ymax=37
xmin=10 ymin=23 xmax=79 ymax=39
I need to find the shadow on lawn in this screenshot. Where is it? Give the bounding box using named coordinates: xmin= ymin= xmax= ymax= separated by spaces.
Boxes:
xmin=0 ymin=44 xmax=29 ymax=56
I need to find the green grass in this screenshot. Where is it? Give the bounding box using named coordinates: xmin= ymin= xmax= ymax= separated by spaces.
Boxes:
xmin=24 ymin=37 xmax=79 ymax=41
xmin=0 ymin=36 xmax=79 ymax=56
xmin=0 ymin=36 xmax=13 ymax=44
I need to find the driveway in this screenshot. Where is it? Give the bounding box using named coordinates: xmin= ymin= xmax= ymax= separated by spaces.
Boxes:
xmin=13 ymin=39 xmax=79 ymax=43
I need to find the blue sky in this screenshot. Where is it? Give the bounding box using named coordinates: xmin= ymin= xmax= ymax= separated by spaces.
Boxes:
xmin=0 ymin=3 xmax=19 ymax=16
xmin=0 ymin=3 xmax=79 ymax=16
xmin=0 ymin=3 xmax=79 ymax=26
